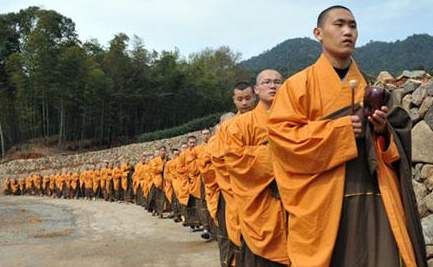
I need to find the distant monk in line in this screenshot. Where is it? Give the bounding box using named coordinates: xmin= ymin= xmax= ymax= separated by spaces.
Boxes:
xmin=267 ymin=5 xmax=426 ymax=267
xmin=225 ymin=69 xmax=289 ymax=266
xmin=210 ymin=81 xmax=256 ymax=267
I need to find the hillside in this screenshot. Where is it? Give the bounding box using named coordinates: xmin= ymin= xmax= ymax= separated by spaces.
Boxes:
xmin=240 ymin=34 xmax=433 ymax=77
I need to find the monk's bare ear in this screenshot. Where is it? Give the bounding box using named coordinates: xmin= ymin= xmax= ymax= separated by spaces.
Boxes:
xmin=254 ymin=85 xmax=259 ymax=95
xmin=313 ymin=27 xmax=322 ymax=42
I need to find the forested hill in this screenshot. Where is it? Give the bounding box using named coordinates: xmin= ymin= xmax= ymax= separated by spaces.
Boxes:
xmin=0 ymin=7 xmax=249 ymax=157
xmin=240 ymin=34 xmax=433 ymax=77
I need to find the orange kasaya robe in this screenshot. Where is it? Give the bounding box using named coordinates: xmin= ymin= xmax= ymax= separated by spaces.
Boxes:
xmin=93 ymin=170 xmax=101 ymax=193
xmin=56 ymin=175 xmax=64 ymax=192
xmin=188 ymin=146 xmax=203 ymax=199
xmin=49 ymin=175 xmax=56 ymax=191
xmin=84 ymin=171 xmax=94 ymax=190
xmin=42 ymin=176 xmax=50 ymax=190
xmin=64 ymin=174 xmax=71 ymax=190
xmin=267 ymin=54 xmax=417 ymax=267
xmin=175 ymin=149 xmax=195 ymax=206
xmin=224 ymin=101 xmax=289 ymax=264
xmin=25 ymin=176 xmax=32 ymax=190
xmin=140 ymin=164 xmax=152 ymax=199
xmin=19 ymin=179 xmax=26 ymax=192
xmin=197 ymin=137 xmax=220 ymax=222
xmin=211 ymin=118 xmax=241 ymax=247
xmin=105 ymin=168 xmax=114 ymax=193
xmin=34 ymin=175 xmax=42 ymax=190
xmin=120 ymin=163 xmax=130 ymax=191
xmin=79 ymin=172 xmax=85 ymax=189
xmin=11 ymin=179 xmax=19 ymax=194
xmin=100 ymin=168 xmax=109 ymax=191
xmin=70 ymin=173 xmax=79 ymax=190
xmin=168 ymin=158 xmax=181 ymax=200
xmin=2 ymin=177 xmax=11 ymax=192
xmin=163 ymin=159 xmax=176 ymax=204
xmin=133 ymin=162 xmax=144 ymax=194
xmin=112 ymin=167 xmax=122 ymax=191
xmin=150 ymin=157 xmax=165 ymax=190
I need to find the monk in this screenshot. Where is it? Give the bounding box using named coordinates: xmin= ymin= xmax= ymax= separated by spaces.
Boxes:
xmin=133 ymin=155 xmax=145 ymax=205
xmin=105 ymin=163 xmax=114 ymax=201
xmin=177 ymin=135 xmax=203 ymax=229
xmin=55 ymin=171 xmax=65 ymax=198
xmin=267 ymin=5 xmax=426 ymax=267
xmin=92 ymin=165 xmax=101 ymax=200
xmin=42 ymin=174 xmax=50 ymax=196
xmin=10 ymin=178 xmax=20 ymax=195
xmin=84 ymin=166 xmax=94 ymax=200
xmin=100 ymin=162 xmax=110 ymax=201
xmin=164 ymin=148 xmax=182 ymax=221
xmin=112 ymin=162 xmax=123 ymax=201
xmin=2 ymin=177 xmax=11 ymax=195
xmin=210 ymin=81 xmax=256 ymax=267
xmin=120 ymin=160 xmax=133 ymax=202
xmin=49 ymin=173 xmax=56 ymax=197
xmin=70 ymin=170 xmax=79 ymax=199
xmin=150 ymin=147 xmax=168 ymax=217
xmin=225 ymin=69 xmax=289 ymax=266
xmin=63 ymin=171 xmax=71 ymax=199
xmin=33 ymin=174 xmax=43 ymax=196
xmin=195 ymin=128 xmax=216 ymax=240
xmin=140 ymin=154 xmax=153 ymax=210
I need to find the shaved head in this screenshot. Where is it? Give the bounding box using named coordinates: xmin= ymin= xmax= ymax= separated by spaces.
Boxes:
xmin=317 ymin=5 xmax=352 ymax=27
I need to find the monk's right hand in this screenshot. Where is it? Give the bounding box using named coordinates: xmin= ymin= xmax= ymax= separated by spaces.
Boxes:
xmin=351 ymin=115 xmax=363 ymax=138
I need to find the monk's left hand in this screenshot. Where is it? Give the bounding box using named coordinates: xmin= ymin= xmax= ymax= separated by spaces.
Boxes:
xmin=368 ymin=106 xmax=388 ymax=134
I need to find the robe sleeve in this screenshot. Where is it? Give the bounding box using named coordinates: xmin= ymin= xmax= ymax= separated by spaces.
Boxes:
xmin=224 ymin=118 xmax=273 ymax=188
xmin=268 ymin=79 xmax=358 ymax=175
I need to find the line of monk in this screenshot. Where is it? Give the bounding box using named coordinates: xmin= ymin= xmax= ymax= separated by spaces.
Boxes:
xmin=1 ymin=5 xmax=428 ymax=267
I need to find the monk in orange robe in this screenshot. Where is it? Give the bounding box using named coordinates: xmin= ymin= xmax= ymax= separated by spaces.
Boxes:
xmin=84 ymin=167 xmax=94 ymax=200
xmin=42 ymin=174 xmax=50 ymax=196
xmin=164 ymin=148 xmax=183 ymax=222
xmin=112 ymin=162 xmax=123 ymax=201
xmin=55 ymin=172 xmax=65 ymax=198
xmin=149 ymin=147 xmax=168 ymax=217
xmin=195 ymin=128 xmax=217 ymax=240
xmin=133 ymin=156 xmax=145 ymax=205
xmin=211 ymin=81 xmax=256 ymax=267
xmin=49 ymin=173 xmax=56 ymax=197
xmin=100 ymin=162 xmax=109 ymax=201
xmin=140 ymin=155 xmax=153 ymax=209
xmin=10 ymin=178 xmax=19 ymax=195
xmin=120 ymin=160 xmax=133 ymax=202
xmin=105 ymin=163 xmax=115 ymax=202
xmin=33 ymin=174 xmax=42 ymax=196
xmin=70 ymin=171 xmax=79 ymax=199
xmin=2 ymin=177 xmax=11 ymax=195
xmin=224 ymin=69 xmax=289 ymax=266
xmin=92 ymin=166 xmax=101 ymax=200
xmin=177 ymin=135 xmax=203 ymax=228
xmin=267 ymin=6 xmax=426 ymax=267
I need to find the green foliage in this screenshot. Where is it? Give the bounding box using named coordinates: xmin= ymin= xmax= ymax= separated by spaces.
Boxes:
xmin=240 ymin=34 xmax=433 ymax=77
xmin=137 ymin=113 xmax=221 ymax=142
xmin=0 ymin=7 xmax=245 ymax=153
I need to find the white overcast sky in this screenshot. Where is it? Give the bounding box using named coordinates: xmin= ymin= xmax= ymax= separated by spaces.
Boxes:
xmin=2 ymin=0 xmax=433 ymax=60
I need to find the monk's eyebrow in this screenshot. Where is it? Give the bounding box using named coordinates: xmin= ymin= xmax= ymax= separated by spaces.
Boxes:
xmin=333 ymin=18 xmax=357 ymax=26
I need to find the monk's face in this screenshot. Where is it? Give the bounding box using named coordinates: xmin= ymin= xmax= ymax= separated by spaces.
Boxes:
xmin=314 ymin=8 xmax=357 ymax=59
xmin=187 ymin=138 xmax=197 ymax=149
xmin=181 ymin=144 xmax=188 ymax=151
xmin=255 ymin=70 xmax=282 ymax=104
xmin=233 ymin=87 xmax=256 ymax=114
xmin=201 ymin=130 xmax=211 ymax=143
xmin=159 ymin=147 xmax=167 ymax=158
xmin=173 ymin=150 xmax=180 ymax=157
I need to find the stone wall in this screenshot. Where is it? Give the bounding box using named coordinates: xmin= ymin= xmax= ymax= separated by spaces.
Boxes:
xmin=0 ymin=130 xmax=201 ymax=178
